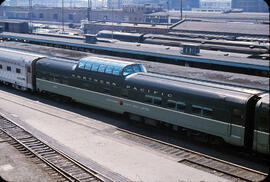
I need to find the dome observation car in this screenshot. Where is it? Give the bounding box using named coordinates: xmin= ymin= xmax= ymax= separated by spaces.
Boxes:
xmin=77 ymin=56 xmax=147 ymax=77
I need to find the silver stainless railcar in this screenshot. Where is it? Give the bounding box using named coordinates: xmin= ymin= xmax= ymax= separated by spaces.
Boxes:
xmin=0 ymin=48 xmax=44 ymax=91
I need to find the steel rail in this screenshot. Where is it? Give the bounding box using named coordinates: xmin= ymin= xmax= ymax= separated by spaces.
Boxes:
xmin=0 ymin=115 xmax=112 ymax=182
xmin=115 ymin=128 xmax=267 ymax=182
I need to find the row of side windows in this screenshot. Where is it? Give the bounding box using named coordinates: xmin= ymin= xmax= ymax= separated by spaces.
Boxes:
xmin=128 ymin=84 xmax=214 ymax=118
xmin=0 ymin=64 xmax=21 ymax=73
xmin=78 ymin=62 xmax=122 ymax=76
xmin=144 ymin=95 xmax=213 ymax=118
xmin=167 ymin=100 xmax=186 ymax=112
xmin=145 ymin=95 xmax=162 ymax=105
xmin=191 ymin=105 xmax=213 ymax=118
xmin=127 ymin=85 xmax=247 ymax=123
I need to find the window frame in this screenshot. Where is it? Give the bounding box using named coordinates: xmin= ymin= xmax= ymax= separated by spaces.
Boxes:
xmin=202 ymin=107 xmax=213 ymax=118
xmin=105 ymin=66 xmax=113 ymax=74
xmin=91 ymin=63 xmax=100 ymax=71
xmin=192 ymin=105 xmax=203 ymax=116
xmin=16 ymin=68 xmax=21 ymax=74
xmin=145 ymin=95 xmax=162 ymax=106
xmin=98 ymin=64 xmax=107 ymax=72
xmin=84 ymin=62 xmax=92 ymax=70
xmin=176 ymin=102 xmax=186 ymax=112
xmin=112 ymin=67 xmax=121 ymax=75
xmin=167 ymin=100 xmax=177 ymax=109
xmin=122 ymin=65 xmax=134 ymax=76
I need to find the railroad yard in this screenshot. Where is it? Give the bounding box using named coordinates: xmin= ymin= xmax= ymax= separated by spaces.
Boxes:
xmin=0 ymin=11 xmax=269 ymax=182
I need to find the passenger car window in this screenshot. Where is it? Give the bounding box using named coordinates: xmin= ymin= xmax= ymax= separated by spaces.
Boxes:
xmin=98 ymin=65 xmax=107 ymax=72
xmin=78 ymin=61 xmax=86 ymax=69
xmin=91 ymin=63 xmax=99 ymax=71
xmin=122 ymin=66 xmax=134 ymax=76
xmin=145 ymin=95 xmax=162 ymax=106
xmin=139 ymin=65 xmax=147 ymax=72
xmin=105 ymin=66 xmax=113 ymax=74
xmin=167 ymin=100 xmax=176 ymax=109
xmin=203 ymin=108 xmax=213 ymax=118
xmin=85 ymin=62 xmax=92 ymax=70
xmin=7 ymin=66 xmax=11 ymax=71
xmin=192 ymin=105 xmax=202 ymax=115
xmin=0 ymin=64 xmax=2 ymax=69
xmin=153 ymin=98 xmax=162 ymax=105
xmin=112 ymin=67 xmax=121 ymax=75
xmin=145 ymin=95 xmax=153 ymax=104
xmin=16 ymin=68 xmax=21 ymax=74
xmin=132 ymin=65 xmax=141 ymax=72
xmin=177 ymin=102 xmax=186 ymax=112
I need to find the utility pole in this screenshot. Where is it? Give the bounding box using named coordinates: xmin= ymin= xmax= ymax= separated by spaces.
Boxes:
xmin=167 ymin=0 xmax=169 ymax=31
xmin=29 ymin=0 xmax=32 ymax=33
xmin=62 ymin=0 xmax=64 ymax=32
xmin=87 ymin=0 xmax=92 ymax=21
xmin=180 ymin=0 xmax=183 ymax=20
xmin=110 ymin=0 xmax=114 ymax=39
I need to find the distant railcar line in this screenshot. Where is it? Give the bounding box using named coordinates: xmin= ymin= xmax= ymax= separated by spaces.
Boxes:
xmin=0 ymin=44 xmax=267 ymax=92
xmin=0 ymin=32 xmax=269 ymax=77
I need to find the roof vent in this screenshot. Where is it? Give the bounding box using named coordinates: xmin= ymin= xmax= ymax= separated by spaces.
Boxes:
xmin=181 ymin=44 xmax=200 ymax=55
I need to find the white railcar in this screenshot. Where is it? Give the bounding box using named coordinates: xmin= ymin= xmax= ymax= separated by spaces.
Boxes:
xmin=0 ymin=48 xmax=44 ymax=91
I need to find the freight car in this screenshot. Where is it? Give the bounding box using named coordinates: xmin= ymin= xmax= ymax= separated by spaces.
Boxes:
xmin=94 ymin=31 xmax=268 ymax=55
xmin=0 ymin=48 xmax=269 ymax=155
xmin=97 ymin=30 xmax=144 ymax=43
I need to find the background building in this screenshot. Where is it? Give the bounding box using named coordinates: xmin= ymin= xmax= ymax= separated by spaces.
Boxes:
xmin=107 ymin=0 xmax=123 ymax=9
xmin=169 ymin=0 xmax=200 ymax=10
xmin=199 ymin=0 xmax=231 ymax=11
xmin=231 ymin=0 xmax=269 ymax=12
xmin=1 ymin=0 xmax=88 ymax=7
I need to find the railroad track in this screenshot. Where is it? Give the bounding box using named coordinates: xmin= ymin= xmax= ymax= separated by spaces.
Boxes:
xmin=114 ymin=128 xmax=267 ymax=182
xmin=0 ymin=115 xmax=112 ymax=182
